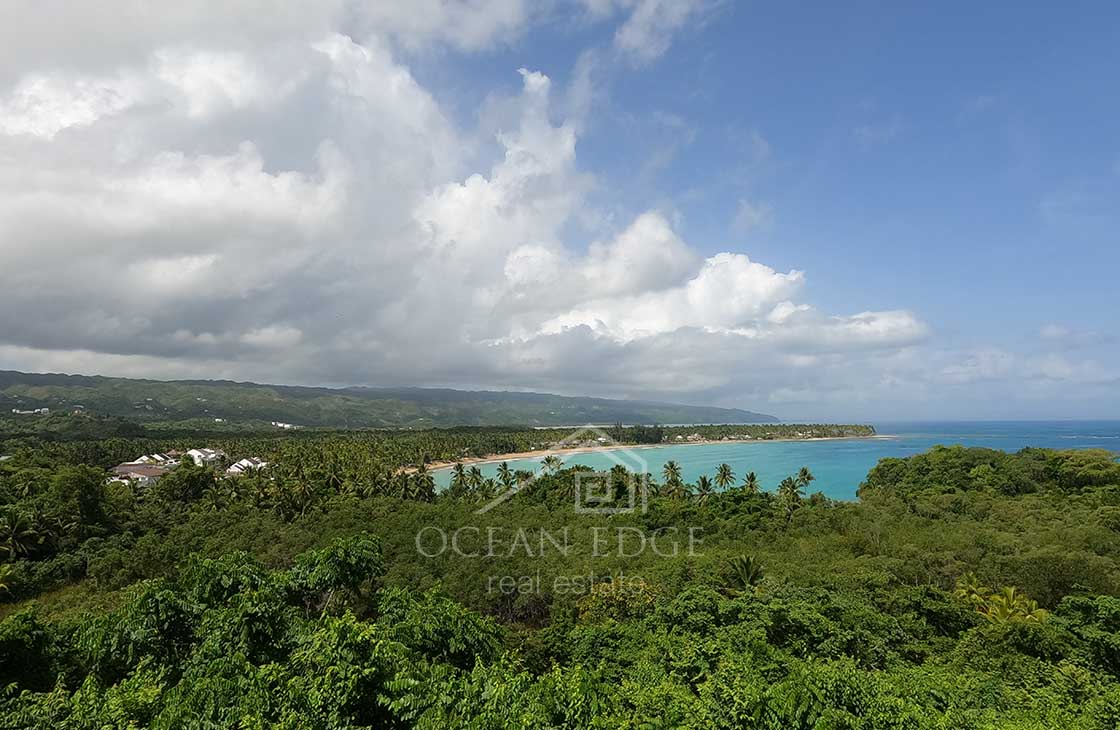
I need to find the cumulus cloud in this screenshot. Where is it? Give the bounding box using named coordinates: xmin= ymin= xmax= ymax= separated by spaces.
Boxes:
xmin=3 ymin=1 xmax=1107 ymax=419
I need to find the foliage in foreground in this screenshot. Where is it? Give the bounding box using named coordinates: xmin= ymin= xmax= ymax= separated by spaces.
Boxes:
xmin=3 ymin=533 xmax=1120 ymax=729
xmin=0 ymin=440 xmax=1119 ymax=727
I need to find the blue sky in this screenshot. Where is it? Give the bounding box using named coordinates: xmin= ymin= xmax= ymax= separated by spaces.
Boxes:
xmin=421 ymin=1 xmax=1120 ymax=340
xmin=0 ymin=1 xmax=1116 ymax=420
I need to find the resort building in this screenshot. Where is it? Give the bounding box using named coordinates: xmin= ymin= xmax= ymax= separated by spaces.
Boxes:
xmin=186 ymin=448 xmax=226 ymax=466
xmin=226 ymin=457 xmax=269 ymax=475
xmin=108 ymin=464 xmax=168 ymax=489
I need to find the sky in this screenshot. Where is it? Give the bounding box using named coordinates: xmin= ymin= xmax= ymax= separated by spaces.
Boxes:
xmin=0 ymin=1 xmax=1117 ymax=421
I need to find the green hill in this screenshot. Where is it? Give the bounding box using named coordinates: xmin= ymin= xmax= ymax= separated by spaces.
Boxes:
xmin=0 ymin=370 xmax=779 ymax=429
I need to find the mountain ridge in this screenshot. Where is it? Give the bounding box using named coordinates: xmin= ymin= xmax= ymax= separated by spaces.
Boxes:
xmin=0 ymin=370 xmax=779 ymax=428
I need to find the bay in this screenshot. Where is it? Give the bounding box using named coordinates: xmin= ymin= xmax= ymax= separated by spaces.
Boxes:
xmin=431 ymin=421 xmax=1120 ymax=500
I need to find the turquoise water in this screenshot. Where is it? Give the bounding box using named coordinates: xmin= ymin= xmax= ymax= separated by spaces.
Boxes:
xmin=431 ymin=421 xmax=1120 ymax=500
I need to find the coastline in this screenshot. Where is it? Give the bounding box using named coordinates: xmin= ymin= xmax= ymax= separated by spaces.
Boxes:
xmin=418 ymin=433 xmax=892 ymax=473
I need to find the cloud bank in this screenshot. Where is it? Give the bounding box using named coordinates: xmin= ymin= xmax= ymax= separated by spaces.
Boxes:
xmin=0 ymin=1 xmax=1112 ymax=419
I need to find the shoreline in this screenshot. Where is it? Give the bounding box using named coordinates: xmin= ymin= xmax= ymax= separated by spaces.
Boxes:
xmin=417 ymin=433 xmax=892 ymax=473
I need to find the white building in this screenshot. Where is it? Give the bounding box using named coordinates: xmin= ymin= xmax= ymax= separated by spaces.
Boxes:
xmin=226 ymin=457 xmax=268 ymax=475
xmin=186 ymin=448 xmax=226 ymax=466
xmin=134 ymin=453 xmax=178 ymax=466
xmin=108 ymin=463 xmax=168 ymax=490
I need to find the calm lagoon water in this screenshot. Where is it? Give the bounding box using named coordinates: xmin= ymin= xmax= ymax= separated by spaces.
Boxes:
xmin=432 ymin=421 xmax=1120 ymax=500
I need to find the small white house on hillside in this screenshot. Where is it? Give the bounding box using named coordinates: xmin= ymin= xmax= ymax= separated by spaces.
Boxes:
xmin=108 ymin=464 xmax=169 ymax=490
xmin=226 ymin=457 xmax=268 ymax=475
xmin=186 ymin=448 xmax=226 ymax=466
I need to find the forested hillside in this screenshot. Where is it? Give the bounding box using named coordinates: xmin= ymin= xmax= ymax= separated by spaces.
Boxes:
xmin=1 ymin=433 xmax=1119 ymax=727
xmin=0 ymin=370 xmax=778 ymax=428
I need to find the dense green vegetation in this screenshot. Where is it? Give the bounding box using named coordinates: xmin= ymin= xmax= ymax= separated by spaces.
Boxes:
xmin=2 ymin=430 xmax=1119 ymax=727
xmin=0 ymin=370 xmax=778 ymax=428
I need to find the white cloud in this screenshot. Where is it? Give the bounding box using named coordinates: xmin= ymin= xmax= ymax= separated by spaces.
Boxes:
xmin=154 ymin=48 xmax=276 ymax=119
xmin=6 ymin=2 xmax=1102 ymax=420
xmin=0 ymin=72 xmax=144 ymax=138
xmin=613 ymin=0 xmax=709 ymax=64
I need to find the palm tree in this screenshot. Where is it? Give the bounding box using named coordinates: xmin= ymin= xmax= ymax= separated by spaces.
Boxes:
xmin=541 ymin=455 xmax=564 ymax=474
xmin=449 ymin=463 xmax=468 ymax=497
xmin=954 ymin=572 xmax=991 ymax=607
xmin=323 ymin=460 xmax=344 ymax=492
xmin=497 ymin=462 xmax=514 ymax=489
xmin=715 ymin=463 xmax=735 ymax=489
xmin=777 ymin=476 xmax=803 ymax=526
xmin=413 ymin=465 xmax=436 ymax=502
xmin=478 ymin=478 xmax=499 ymax=502
xmin=665 ymin=480 xmax=692 ymax=501
xmin=467 ymin=466 xmax=484 ymax=492
xmin=0 ymin=508 xmax=40 ymax=560
xmin=777 ymin=475 xmax=802 ymax=502
xmin=796 ymin=466 xmax=816 ymax=490
xmin=247 ymin=473 xmax=273 ymax=508
xmin=722 ymin=554 xmax=764 ymax=595
xmin=981 ymin=587 xmax=1048 ymax=625
xmin=662 ymin=460 xmax=683 ymax=487
xmin=741 ymin=471 xmax=761 ymax=494
xmin=201 ymin=484 xmax=227 ymax=512
xmin=694 ymin=475 xmax=714 ymax=505
xmin=279 ymin=479 xmax=316 ymax=519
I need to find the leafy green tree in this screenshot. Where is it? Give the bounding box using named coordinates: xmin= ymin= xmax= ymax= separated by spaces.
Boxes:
xmin=154 ymin=459 xmax=217 ymax=503
xmin=289 ymin=533 xmax=385 ymax=616
xmin=0 ymin=563 xmax=13 ymax=595
xmin=51 ymin=465 xmax=110 ymax=537
xmin=377 ymin=586 xmax=502 ymax=669
xmin=0 ymin=610 xmax=56 ymax=691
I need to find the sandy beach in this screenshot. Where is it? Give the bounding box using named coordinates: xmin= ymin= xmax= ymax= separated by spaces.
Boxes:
xmin=413 ymin=433 xmax=891 ymax=473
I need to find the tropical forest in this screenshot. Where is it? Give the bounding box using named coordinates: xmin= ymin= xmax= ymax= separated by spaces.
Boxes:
xmin=1 ymin=423 xmax=1119 ymax=729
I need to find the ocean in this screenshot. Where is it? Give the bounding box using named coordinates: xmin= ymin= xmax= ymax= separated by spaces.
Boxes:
xmin=431 ymin=421 xmax=1120 ymax=500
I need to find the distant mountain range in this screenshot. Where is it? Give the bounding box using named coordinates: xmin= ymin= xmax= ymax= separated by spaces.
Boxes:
xmin=0 ymin=370 xmax=779 ymax=429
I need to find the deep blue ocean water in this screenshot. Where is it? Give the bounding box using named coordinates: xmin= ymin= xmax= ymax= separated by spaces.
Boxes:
xmin=431 ymin=421 xmax=1120 ymax=500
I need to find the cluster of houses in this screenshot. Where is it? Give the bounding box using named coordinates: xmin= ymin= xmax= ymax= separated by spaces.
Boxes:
xmin=673 ymin=433 xmax=762 ymax=442
xmin=108 ymin=447 xmax=269 ymax=488
xmin=10 ymin=407 xmax=50 ymax=415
